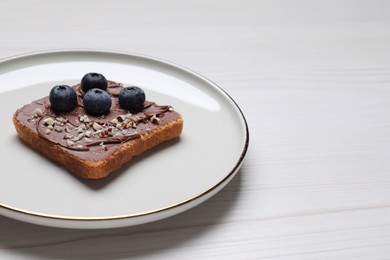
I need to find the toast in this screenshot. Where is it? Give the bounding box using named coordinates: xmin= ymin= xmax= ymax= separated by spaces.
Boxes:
xmin=13 ymin=80 xmax=183 ymax=179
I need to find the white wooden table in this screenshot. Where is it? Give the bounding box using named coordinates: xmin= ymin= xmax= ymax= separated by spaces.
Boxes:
xmin=1 ymin=0 xmax=390 ymax=259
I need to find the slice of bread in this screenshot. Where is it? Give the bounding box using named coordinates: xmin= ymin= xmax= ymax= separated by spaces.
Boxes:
xmin=13 ymin=81 xmax=183 ymax=179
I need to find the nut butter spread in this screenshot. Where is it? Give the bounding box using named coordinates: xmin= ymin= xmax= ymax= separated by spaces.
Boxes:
xmin=15 ymin=81 xmax=181 ymax=161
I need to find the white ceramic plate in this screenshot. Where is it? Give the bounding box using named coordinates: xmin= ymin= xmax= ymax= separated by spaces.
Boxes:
xmin=0 ymin=50 xmax=248 ymax=229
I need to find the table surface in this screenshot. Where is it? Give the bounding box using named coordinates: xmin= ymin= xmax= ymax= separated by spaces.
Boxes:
xmin=1 ymin=0 xmax=390 ymax=259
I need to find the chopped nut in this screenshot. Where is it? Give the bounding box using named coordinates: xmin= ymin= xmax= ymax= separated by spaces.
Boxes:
xmin=107 ymin=127 xmax=114 ymax=136
xmin=84 ymin=137 xmax=92 ymax=143
xmin=65 ymin=126 xmax=72 ymax=133
xmin=150 ymin=115 xmax=160 ymax=124
xmin=124 ymin=121 xmax=137 ymax=129
xmin=79 ymin=115 xmax=90 ymax=123
xmin=117 ymin=115 xmax=125 ymax=122
xmin=33 ymin=108 xmax=43 ymax=118
xmin=54 ymin=126 xmax=64 ymax=132
xmin=125 ymin=113 xmax=132 ymax=119
xmin=73 ymin=133 xmax=85 ymax=141
xmin=76 ymin=124 xmax=86 ymax=133
xmin=132 ymin=116 xmax=140 ymax=122
xmin=66 ymin=140 xmax=75 ymax=147
xmin=93 ymin=122 xmax=103 ymax=131
xmin=47 ymin=125 xmax=54 ymax=130
xmin=63 ymin=133 xmax=73 ymax=139
xmin=98 ymin=131 xmax=107 ymax=138
xmin=43 ymin=117 xmax=55 ymax=126
xmin=84 ymin=130 xmax=92 ymax=137
xmin=45 ymin=129 xmax=51 ymax=134
xmin=55 ymin=117 xmax=66 ymax=123
xmin=111 ymin=118 xmax=119 ymax=125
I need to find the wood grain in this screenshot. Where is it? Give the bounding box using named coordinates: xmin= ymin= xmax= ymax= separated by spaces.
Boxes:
xmin=1 ymin=0 xmax=390 ymax=258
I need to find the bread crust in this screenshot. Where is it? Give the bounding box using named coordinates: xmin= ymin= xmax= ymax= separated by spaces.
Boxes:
xmin=13 ymin=107 xmax=183 ymax=179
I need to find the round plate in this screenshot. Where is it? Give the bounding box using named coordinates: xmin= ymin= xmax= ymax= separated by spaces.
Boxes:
xmin=0 ymin=50 xmax=249 ymax=229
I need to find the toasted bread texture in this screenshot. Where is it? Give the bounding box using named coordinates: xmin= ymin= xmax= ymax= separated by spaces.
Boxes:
xmin=13 ymin=82 xmax=183 ymax=179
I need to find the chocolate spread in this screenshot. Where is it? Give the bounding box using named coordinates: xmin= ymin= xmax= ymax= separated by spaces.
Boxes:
xmin=15 ymin=81 xmax=181 ymax=161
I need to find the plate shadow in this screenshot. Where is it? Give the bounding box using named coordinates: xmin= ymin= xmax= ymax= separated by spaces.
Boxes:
xmin=0 ymin=169 xmax=243 ymax=259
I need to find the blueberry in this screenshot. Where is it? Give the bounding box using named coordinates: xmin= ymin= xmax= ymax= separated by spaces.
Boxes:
xmin=49 ymin=85 xmax=77 ymax=114
xmin=119 ymin=86 xmax=146 ymax=112
xmin=81 ymin=72 xmax=108 ymax=93
xmin=83 ymin=88 xmax=112 ymax=116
